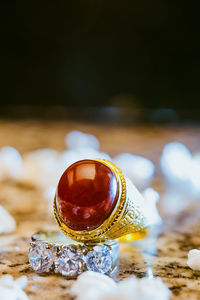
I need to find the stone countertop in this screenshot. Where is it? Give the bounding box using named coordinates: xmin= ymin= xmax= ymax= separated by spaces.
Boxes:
xmin=0 ymin=120 xmax=200 ymax=299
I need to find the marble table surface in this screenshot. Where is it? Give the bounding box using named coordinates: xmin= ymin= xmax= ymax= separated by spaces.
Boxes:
xmin=0 ymin=120 xmax=200 ymax=299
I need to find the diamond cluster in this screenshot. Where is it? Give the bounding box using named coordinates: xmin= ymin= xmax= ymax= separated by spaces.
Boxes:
xmin=28 ymin=241 xmax=112 ymax=276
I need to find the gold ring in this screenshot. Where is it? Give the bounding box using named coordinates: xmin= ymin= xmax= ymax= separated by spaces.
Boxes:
xmin=54 ymin=159 xmax=150 ymax=243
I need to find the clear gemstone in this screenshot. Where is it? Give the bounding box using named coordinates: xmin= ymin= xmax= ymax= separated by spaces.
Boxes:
xmin=85 ymin=245 xmax=112 ymax=274
xmin=28 ymin=242 xmax=54 ymax=273
xmin=54 ymin=245 xmax=85 ymax=277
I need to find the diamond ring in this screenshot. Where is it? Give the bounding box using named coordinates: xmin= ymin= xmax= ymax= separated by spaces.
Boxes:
xmin=28 ymin=231 xmax=119 ymax=277
xmin=54 ymin=159 xmax=150 ymax=243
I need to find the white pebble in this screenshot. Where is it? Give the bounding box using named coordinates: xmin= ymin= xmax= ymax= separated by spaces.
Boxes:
xmin=189 ymin=154 xmax=200 ymax=193
xmin=0 ymin=275 xmax=29 ymax=300
xmin=70 ymin=271 xmax=171 ymax=300
xmin=57 ymin=150 xmax=80 ymax=176
xmin=43 ymin=186 xmax=56 ymax=215
xmin=187 ymin=249 xmax=200 ymax=271
xmin=43 ymin=186 xmax=56 ymax=202
xmin=142 ymin=188 xmax=162 ymax=226
xmin=113 ymin=153 xmax=154 ymax=188
xmin=0 ymin=146 xmax=23 ymax=179
xmin=59 ymin=149 xmax=79 ymax=164
xmin=161 ymin=143 xmax=200 ymax=194
xmin=20 ymin=149 xmax=60 ymax=188
xmin=66 ymin=131 xmax=99 ymax=150
xmin=161 ymin=189 xmax=189 ymax=216
xmin=15 ymin=276 xmax=28 ymax=290
xmin=74 ymin=147 xmax=111 ymax=161
xmin=116 ymin=276 xmax=171 ymax=300
xmin=160 ymin=142 xmax=192 ymax=183
xmin=0 ymin=205 xmax=16 ymax=234
xmin=71 ymin=271 xmax=117 ymax=300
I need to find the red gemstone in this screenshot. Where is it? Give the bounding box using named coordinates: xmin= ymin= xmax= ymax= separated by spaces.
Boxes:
xmin=56 ymin=159 xmax=118 ymax=231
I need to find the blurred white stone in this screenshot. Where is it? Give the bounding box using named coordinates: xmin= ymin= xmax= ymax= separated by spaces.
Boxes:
xmin=43 ymin=186 xmax=56 ymax=215
xmin=161 ymin=189 xmax=189 ymax=216
xmin=115 ymin=276 xmax=171 ymax=300
xmin=58 ymin=150 xmax=80 ymax=175
xmin=75 ymin=147 xmax=111 ymax=161
xmin=0 ymin=275 xmax=29 ymax=300
xmin=0 ymin=146 xmax=23 ymax=179
xmin=71 ymin=271 xmax=117 ymax=300
xmin=70 ymin=271 xmax=171 ymax=300
xmin=187 ymin=249 xmax=200 ymax=271
xmin=15 ymin=276 xmax=28 ymax=290
xmin=132 ymin=229 xmax=160 ymax=258
xmin=142 ymin=188 xmax=162 ymax=226
xmin=161 ymin=143 xmax=200 ymax=194
xmin=160 ymin=142 xmax=192 ymax=183
xmin=66 ymin=131 xmax=99 ymax=150
xmin=113 ymin=153 xmax=154 ymax=189
xmin=43 ymin=186 xmax=56 ymax=202
xmin=189 ymin=154 xmax=200 ymax=193
xmin=20 ymin=149 xmax=60 ymax=188
xmin=0 ymin=205 xmax=16 ymax=234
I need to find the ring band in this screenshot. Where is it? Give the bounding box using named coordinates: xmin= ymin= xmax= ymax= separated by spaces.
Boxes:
xmin=54 ymin=159 xmax=150 ymax=243
xmin=28 ymin=231 xmax=119 ymax=277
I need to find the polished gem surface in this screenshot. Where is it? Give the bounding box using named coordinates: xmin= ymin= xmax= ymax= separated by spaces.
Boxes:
xmin=56 ymin=159 xmax=118 ymax=231
xmin=54 ymin=245 xmax=85 ymax=276
xmin=85 ymin=245 xmax=112 ymax=274
xmin=28 ymin=242 xmax=54 ymax=273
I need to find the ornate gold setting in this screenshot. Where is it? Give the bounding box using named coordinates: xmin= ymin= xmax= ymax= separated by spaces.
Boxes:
xmin=53 ymin=159 xmax=149 ymax=243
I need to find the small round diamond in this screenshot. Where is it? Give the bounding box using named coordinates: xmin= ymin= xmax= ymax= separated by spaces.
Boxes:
xmin=85 ymin=245 xmax=112 ymax=274
xmin=54 ymin=246 xmax=85 ymax=277
xmin=28 ymin=242 xmax=54 ymax=273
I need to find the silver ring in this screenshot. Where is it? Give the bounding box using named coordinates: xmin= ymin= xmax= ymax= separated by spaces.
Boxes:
xmin=28 ymin=231 xmax=119 ymax=277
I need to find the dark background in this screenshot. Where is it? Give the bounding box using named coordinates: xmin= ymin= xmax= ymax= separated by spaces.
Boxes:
xmin=1 ymin=1 xmax=200 ymax=121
